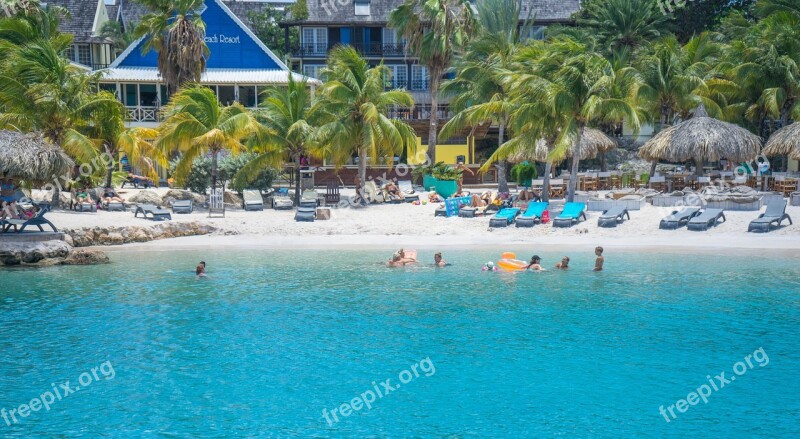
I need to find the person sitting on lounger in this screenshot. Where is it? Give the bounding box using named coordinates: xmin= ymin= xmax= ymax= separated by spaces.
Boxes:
xmin=434 ymin=252 xmax=447 ymax=267
xmin=0 ymin=177 xmax=21 ymax=219
xmin=555 ymin=256 xmax=570 ymax=269
xmin=385 ymin=180 xmax=405 ymax=201
xmin=526 ymin=255 xmax=546 ymax=271
xmin=517 ymin=189 xmax=541 ymax=203
xmin=196 ymin=261 xmax=207 ymax=277
xmin=75 ymin=186 xmax=94 ymax=207
xmin=594 ymin=247 xmax=604 ymax=271
xmin=102 ymin=186 xmax=124 ymax=204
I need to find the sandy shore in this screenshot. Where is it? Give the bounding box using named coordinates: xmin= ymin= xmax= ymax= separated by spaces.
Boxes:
xmin=39 ymin=186 xmax=800 ymax=254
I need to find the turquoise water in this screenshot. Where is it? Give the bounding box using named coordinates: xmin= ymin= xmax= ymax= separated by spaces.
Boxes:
xmin=1 ymin=249 xmax=799 ymax=437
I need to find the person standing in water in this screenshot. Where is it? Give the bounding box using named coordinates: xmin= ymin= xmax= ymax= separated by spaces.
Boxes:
xmin=196 ymin=261 xmax=207 ymax=277
xmin=555 ymin=256 xmax=570 ymax=269
xmin=594 ymin=247 xmax=604 ymax=271
xmin=434 ymin=252 xmax=447 ymax=267
xmin=526 ymin=255 xmax=546 ymax=271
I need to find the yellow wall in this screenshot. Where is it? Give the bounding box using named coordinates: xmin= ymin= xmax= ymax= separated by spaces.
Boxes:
xmin=790 ymin=159 xmax=799 ymax=172
xmin=407 ymin=137 xmax=474 ymax=165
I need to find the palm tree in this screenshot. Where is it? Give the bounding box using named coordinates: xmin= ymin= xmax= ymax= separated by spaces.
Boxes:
xmin=439 ymin=0 xmax=525 ymax=194
xmin=135 ymin=0 xmax=208 ymax=94
xmin=313 ymin=46 xmax=416 ymax=199
xmin=100 ymin=21 xmax=139 ymax=58
xmin=507 ymin=37 xmax=639 ymax=201
xmin=235 ymin=75 xmax=315 ymax=206
xmin=157 ymin=85 xmax=257 ymax=191
xmin=389 ymin=0 xmax=475 ymax=162
xmin=577 ymin=0 xmax=672 ymax=53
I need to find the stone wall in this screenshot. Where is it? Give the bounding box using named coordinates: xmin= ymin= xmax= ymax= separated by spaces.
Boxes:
xmin=64 ymin=221 xmax=216 ymax=247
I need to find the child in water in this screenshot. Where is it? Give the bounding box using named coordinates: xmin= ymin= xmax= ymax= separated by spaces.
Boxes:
xmin=482 ymin=261 xmax=498 ymax=271
xmin=594 ymin=247 xmax=604 ymax=271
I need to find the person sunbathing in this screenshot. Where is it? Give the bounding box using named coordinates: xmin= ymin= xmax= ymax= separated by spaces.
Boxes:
xmin=517 ymin=189 xmax=541 ymax=203
xmin=102 ymin=187 xmax=124 ymax=204
xmin=75 ymin=187 xmax=94 ymax=207
xmin=384 ymin=181 xmax=405 ymax=201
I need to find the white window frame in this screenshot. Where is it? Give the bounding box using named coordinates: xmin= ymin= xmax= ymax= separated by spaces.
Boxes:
xmin=354 ymin=0 xmax=370 ymax=16
xmin=303 ymin=64 xmax=324 ymax=80
xmin=385 ymin=65 xmax=407 ymax=90
xmin=302 ymin=27 xmax=327 ymax=55
xmin=411 ymin=65 xmax=429 ymax=91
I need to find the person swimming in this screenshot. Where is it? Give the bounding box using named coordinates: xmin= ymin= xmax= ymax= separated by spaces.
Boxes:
xmin=555 ymin=256 xmax=570 ymax=269
xmin=526 ymin=255 xmax=546 ymax=271
xmin=434 ymin=252 xmax=447 ymax=267
xmin=482 ymin=261 xmax=498 ymax=271
xmin=196 ymin=261 xmax=206 ymax=277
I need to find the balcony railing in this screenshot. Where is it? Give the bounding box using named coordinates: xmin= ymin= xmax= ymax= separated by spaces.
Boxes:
xmin=410 ymin=80 xmax=429 ymax=91
xmin=91 ymin=63 xmax=110 ymax=70
xmin=294 ymin=42 xmax=407 ymax=58
xmin=387 ymin=105 xmax=452 ymax=121
xmin=126 ymin=106 xmax=161 ymax=123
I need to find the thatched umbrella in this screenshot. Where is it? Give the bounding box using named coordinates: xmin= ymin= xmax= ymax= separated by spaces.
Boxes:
xmin=0 ymin=130 xmax=74 ymax=185
xmin=509 ymin=128 xmax=616 ymax=163
xmin=763 ymin=122 xmax=800 ymax=160
xmin=638 ymin=105 xmax=762 ymax=174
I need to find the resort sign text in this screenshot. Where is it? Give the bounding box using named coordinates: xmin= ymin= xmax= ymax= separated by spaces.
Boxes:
xmin=204 ymin=34 xmax=241 ymax=44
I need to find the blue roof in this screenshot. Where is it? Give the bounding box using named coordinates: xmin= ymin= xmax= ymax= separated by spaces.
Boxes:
xmin=114 ymin=0 xmax=285 ymax=70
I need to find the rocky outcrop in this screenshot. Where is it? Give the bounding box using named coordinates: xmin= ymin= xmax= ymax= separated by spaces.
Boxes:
xmin=162 ymin=189 xmax=206 ymax=207
xmin=64 ymin=221 xmax=216 ymax=247
xmin=127 ymin=190 xmax=163 ymax=205
xmin=0 ymin=240 xmax=71 ymax=265
xmin=61 ymin=249 xmax=110 ymax=265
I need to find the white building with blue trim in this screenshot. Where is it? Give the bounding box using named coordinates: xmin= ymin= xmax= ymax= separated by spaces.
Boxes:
xmin=99 ymin=0 xmax=315 ymax=127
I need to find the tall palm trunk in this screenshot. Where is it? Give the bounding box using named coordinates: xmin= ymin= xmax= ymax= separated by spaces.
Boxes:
xmin=358 ymin=146 xmax=367 ymax=201
xmin=599 ymin=152 xmax=607 ymax=172
xmin=294 ymin=154 xmax=302 ymax=207
xmin=427 ymin=71 xmax=440 ymax=162
xmin=104 ymin=144 xmax=115 ymax=188
xmin=211 ymin=149 xmax=219 ymax=193
xmin=542 ymin=161 xmax=552 ymax=202
xmin=496 ymin=122 xmax=508 ymax=193
xmin=567 ymin=124 xmax=585 ymax=202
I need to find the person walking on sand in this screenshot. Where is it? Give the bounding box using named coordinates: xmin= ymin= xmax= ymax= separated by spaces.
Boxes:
xmin=555 ymin=256 xmax=570 ymax=269
xmin=196 ymin=261 xmax=207 ymax=277
xmin=594 ymin=247 xmax=604 ymax=271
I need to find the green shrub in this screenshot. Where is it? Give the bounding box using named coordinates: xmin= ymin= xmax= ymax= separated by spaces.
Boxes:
xmin=169 ymin=153 xmax=277 ymax=194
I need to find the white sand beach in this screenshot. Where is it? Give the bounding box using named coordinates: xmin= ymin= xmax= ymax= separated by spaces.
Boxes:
xmin=39 ymin=187 xmax=800 ymax=253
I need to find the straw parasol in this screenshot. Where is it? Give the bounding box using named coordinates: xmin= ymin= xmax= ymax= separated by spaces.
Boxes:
xmin=509 ymin=127 xmax=617 ymax=163
xmin=0 ymin=130 xmax=74 ymax=184
xmin=638 ymin=105 xmax=762 ymax=167
xmin=762 ymin=122 xmax=800 ymax=160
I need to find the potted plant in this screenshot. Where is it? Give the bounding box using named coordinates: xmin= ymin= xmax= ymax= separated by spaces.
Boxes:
xmin=431 ymin=165 xmax=463 ymax=198
xmin=510 ymin=161 xmax=537 ymax=188
xmin=412 ymin=161 xmax=448 ymax=191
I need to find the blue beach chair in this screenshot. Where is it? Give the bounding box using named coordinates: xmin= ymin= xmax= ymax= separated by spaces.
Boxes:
xmin=489 ymin=207 xmax=521 ymax=227
xmin=552 ymin=202 xmax=587 ymax=228
xmin=515 ymin=202 xmax=549 ymax=228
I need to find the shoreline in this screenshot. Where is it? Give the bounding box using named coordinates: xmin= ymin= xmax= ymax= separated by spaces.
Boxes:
xmin=97 ymin=233 xmax=800 ymax=256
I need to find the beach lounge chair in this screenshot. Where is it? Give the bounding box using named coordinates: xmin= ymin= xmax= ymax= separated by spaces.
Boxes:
xmin=271 ymin=188 xmax=294 ymax=210
xmin=458 ymin=204 xmax=489 ymax=218
xmin=300 ymin=189 xmax=319 ymax=208
xmin=134 ymin=204 xmax=172 ymax=221
xmin=325 ymin=181 xmax=340 ymax=205
xmin=242 ymin=190 xmax=264 ymax=211
xmin=489 ymin=207 xmax=521 ymax=227
xmin=659 ymin=207 xmax=701 ymax=230
xmin=597 ymin=205 xmax=630 ymax=228
xmin=294 ymin=206 xmax=316 ymax=222
xmin=515 ymin=202 xmax=549 ymax=228
xmin=397 ymin=180 xmax=419 ymax=203
xmin=171 ymin=199 xmax=193 ymax=214
xmin=687 ymin=208 xmax=726 ymax=231
xmin=552 ymin=202 xmax=587 ymax=228
xmin=364 ymin=181 xmax=384 ymax=203
xmin=1 ymin=204 xmax=58 ymax=233
xmin=103 ymin=200 xmax=126 ymax=211
xmin=748 ymin=200 xmax=792 ymax=233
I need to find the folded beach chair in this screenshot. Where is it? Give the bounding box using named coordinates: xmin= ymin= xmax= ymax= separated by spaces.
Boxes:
xmin=300 ymin=189 xmax=319 ymax=208
xmin=171 ymin=199 xmax=193 ymax=214
xmin=515 ymin=202 xmax=549 ymax=228
xmin=242 ymin=189 xmax=264 ymax=211
xmin=271 ymin=188 xmax=294 ymax=210
xmin=659 ymin=207 xmax=701 ymax=230
xmin=598 ymin=205 xmax=630 ymax=228
xmin=397 ymin=180 xmax=419 ymax=203
xmin=294 ymin=206 xmax=316 ymax=222
xmin=489 ymin=207 xmax=521 ymax=227
xmin=687 ymin=208 xmax=726 ymax=231
xmin=748 ymin=200 xmax=792 ymax=233
xmin=134 ymin=204 xmax=172 ymax=221
xmin=1 ymin=204 xmax=58 ymax=233
xmin=552 ymin=202 xmax=587 ymax=228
